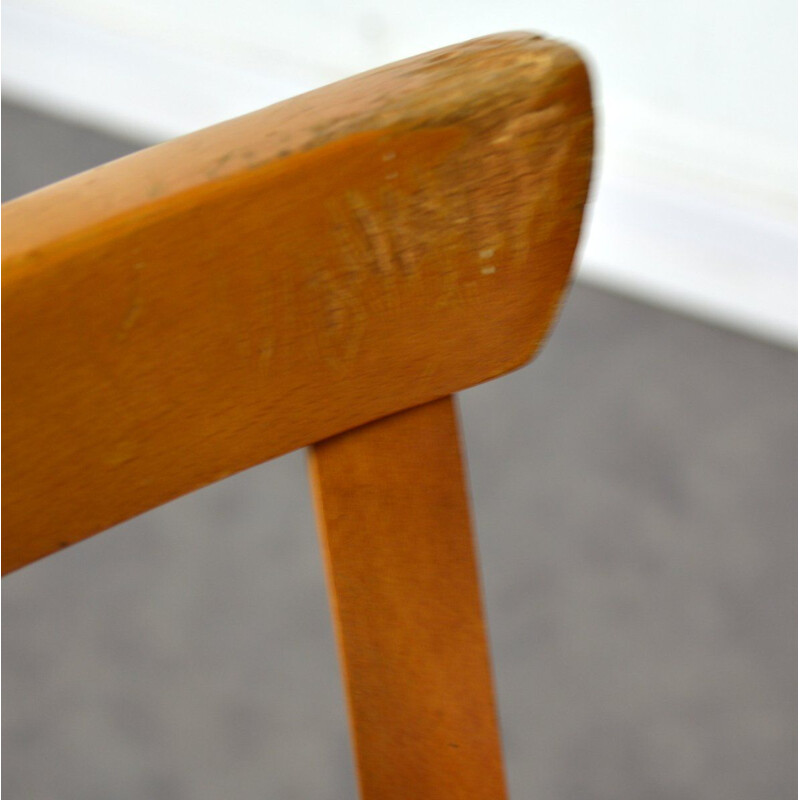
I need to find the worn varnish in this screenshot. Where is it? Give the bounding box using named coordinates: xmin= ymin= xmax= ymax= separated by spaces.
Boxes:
xmin=310 ymin=396 xmax=507 ymax=799
xmin=2 ymin=32 xmax=593 ymax=573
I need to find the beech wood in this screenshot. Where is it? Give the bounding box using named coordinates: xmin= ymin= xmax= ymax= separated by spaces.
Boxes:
xmin=310 ymin=396 xmax=507 ymax=799
xmin=2 ymin=32 xmax=592 ymax=577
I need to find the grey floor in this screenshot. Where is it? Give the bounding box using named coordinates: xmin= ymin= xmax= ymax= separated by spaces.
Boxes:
xmin=3 ymin=101 xmax=797 ymax=800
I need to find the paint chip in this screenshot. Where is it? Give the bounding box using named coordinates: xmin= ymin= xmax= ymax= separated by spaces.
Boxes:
xmin=479 ymin=248 xmax=495 ymax=259
xmin=382 ymin=151 xmax=396 ymax=161
xmin=481 ymin=265 xmax=496 ymax=275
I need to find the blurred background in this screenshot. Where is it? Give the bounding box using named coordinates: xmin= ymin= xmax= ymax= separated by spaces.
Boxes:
xmin=2 ymin=1 xmax=797 ymax=798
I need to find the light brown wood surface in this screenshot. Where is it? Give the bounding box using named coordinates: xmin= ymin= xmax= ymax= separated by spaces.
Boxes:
xmin=2 ymin=32 xmax=593 ymax=573
xmin=310 ymin=395 xmax=506 ymax=799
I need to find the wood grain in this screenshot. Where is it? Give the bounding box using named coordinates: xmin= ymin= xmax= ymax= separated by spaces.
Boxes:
xmin=309 ymin=395 xmax=507 ymax=799
xmin=2 ymin=32 xmax=593 ymax=573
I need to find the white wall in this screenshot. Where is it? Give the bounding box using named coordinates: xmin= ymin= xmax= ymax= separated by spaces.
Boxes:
xmin=4 ymin=0 xmax=797 ymax=343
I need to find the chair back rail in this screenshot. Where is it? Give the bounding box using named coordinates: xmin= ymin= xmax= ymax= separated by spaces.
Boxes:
xmin=2 ymin=32 xmax=593 ymax=577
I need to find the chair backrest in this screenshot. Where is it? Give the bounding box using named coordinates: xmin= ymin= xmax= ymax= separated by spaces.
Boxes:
xmin=3 ymin=32 xmax=593 ymax=799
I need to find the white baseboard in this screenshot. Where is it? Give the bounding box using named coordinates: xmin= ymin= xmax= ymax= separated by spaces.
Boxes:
xmin=3 ymin=2 xmax=796 ymax=346
xmin=580 ymin=173 xmax=797 ymax=346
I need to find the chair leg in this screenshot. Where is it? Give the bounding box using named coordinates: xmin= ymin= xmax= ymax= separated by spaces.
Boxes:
xmin=309 ymin=395 xmax=507 ymax=799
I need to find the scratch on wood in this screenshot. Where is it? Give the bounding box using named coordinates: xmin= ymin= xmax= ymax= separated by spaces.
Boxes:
xmin=119 ymin=297 xmax=143 ymax=335
xmin=378 ymin=185 xmax=417 ymax=277
xmin=117 ymin=263 xmax=146 ymax=341
xmin=308 ymin=268 xmax=367 ymax=369
xmin=319 ymin=113 xmax=572 ymax=324
xmin=106 ymin=440 xmax=137 ymax=467
xmin=345 ymin=191 xmax=394 ymax=279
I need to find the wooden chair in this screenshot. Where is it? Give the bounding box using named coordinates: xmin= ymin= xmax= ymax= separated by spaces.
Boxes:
xmin=3 ymin=32 xmax=593 ymax=798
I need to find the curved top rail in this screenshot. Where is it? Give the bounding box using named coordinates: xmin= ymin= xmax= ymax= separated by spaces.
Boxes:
xmin=2 ymin=32 xmax=593 ymax=573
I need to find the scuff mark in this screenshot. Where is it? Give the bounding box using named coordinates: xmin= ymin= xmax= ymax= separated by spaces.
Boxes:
xmin=106 ymin=440 xmax=136 ymax=467
xmin=119 ymin=297 xmax=143 ymax=333
xmin=346 ymin=191 xmax=394 ymax=279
